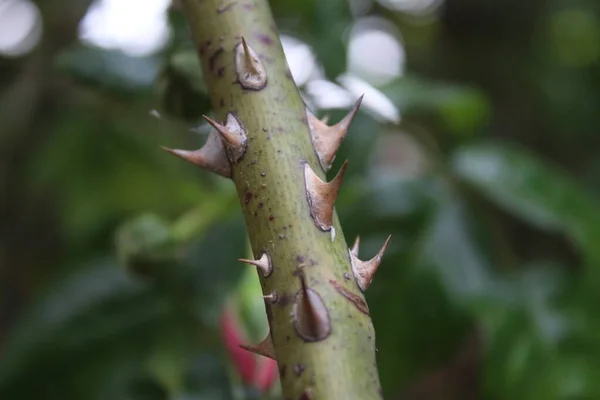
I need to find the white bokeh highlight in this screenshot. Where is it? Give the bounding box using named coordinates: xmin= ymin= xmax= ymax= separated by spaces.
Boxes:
xmin=0 ymin=0 xmax=42 ymax=57
xmin=79 ymin=0 xmax=171 ymax=56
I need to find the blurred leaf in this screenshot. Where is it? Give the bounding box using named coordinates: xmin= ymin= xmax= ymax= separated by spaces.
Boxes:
xmin=452 ymin=141 xmax=600 ymax=268
xmin=176 ymin=354 xmax=234 ymax=400
xmin=156 ymin=49 xmax=212 ymax=122
xmin=0 ymin=259 xmax=170 ymax=398
xmin=55 ymin=45 xmax=160 ymax=95
xmin=307 ymin=0 xmax=351 ymax=79
xmin=271 ymin=0 xmax=350 ymax=79
xmin=116 ymin=213 xmax=178 ymax=279
xmin=382 ymin=75 xmax=491 ymax=134
xmin=417 ymin=179 xmax=496 ymax=303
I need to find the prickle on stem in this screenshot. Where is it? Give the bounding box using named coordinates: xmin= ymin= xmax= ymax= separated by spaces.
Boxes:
xmin=304 ymin=160 xmax=348 ymax=232
xmin=235 ymin=37 xmax=268 ymax=90
xmin=292 ymin=272 xmax=331 ymax=342
xmin=240 ymin=331 xmax=277 ymax=360
xmin=306 ymin=95 xmax=364 ymax=171
xmin=203 ymin=113 xmax=248 ymax=163
xmin=161 ymin=128 xmax=232 ymax=177
xmin=349 ymin=235 xmax=391 ymax=292
xmin=238 ymin=252 xmax=272 ymax=277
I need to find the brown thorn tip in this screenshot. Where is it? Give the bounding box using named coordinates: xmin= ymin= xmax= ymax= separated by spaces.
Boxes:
xmin=160 ymin=129 xmax=232 ymax=178
xmin=235 ymin=37 xmax=267 ymax=90
xmin=351 ymin=235 xmax=360 ymax=257
xmin=240 ymin=332 xmax=276 ymax=360
xmin=304 ymin=160 xmax=348 ymax=232
xmin=307 ymin=96 xmax=363 ymax=171
xmin=349 ymin=234 xmax=391 ymax=292
xmin=202 ymin=113 xmax=247 ymax=162
xmin=238 ymin=252 xmax=272 ymax=277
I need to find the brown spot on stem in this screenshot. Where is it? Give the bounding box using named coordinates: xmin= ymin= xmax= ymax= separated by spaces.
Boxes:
xmin=217 ymin=66 xmax=225 ymax=77
xmin=208 ymin=47 xmax=224 ymax=73
xmin=244 ymin=191 xmax=253 ymax=204
xmin=329 ymin=279 xmax=370 ymax=315
xmin=280 ymin=364 xmax=287 ymax=378
xmin=217 ymin=2 xmax=236 ymax=13
xmin=255 ymin=32 xmax=273 ymax=45
xmin=294 ymin=363 xmax=306 ymax=376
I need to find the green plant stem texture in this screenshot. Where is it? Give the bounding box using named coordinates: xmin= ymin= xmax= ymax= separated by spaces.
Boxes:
xmin=180 ymin=0 xmax=382 ymax=398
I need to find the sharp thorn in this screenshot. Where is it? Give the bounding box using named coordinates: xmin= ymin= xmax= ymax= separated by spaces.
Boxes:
xmin=306 ymin=95 xmax=363 ymax=171
xmin=349 ymin=234 xmax=391 ymax=292
xmin=238 ymin=252 xmax=272 ymax=277
xmin=240 ymin=332 xmax=276 ymax=360
xmin=304 ymin=160 xmax=348 ymax=232
xmin=236 ymin=37 xmax=267 ymax=90
xmin=351 ymin=236 xmax=360 ymax=257
xmin=160 ymin=129 xmax=232 ymax=177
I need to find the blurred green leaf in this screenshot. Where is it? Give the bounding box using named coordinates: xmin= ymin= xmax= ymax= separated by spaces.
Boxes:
xmin=452 ymin=141 xmax=600 ymax=268
xmin=382 ymin=75 xmax=491 ymax=130
xmin=156 ymin=49 xmax=212 ymax=122
xmin=55 ymin=45 xmax=160 ymax=95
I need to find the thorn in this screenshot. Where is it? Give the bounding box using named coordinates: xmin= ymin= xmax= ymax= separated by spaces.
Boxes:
xmin=320 ymin=114 xmax=330 ymax=124
xmin=235 ymin=37 xmax=267 ymax=90
xmin=263 ymin=292 xmax=278 ymax=303
xmin=351 ymin=236 xmax=360 ymax=257
xmin=241 ymin=38 xmax=259 ymax=75
xmin=238 ymin=252 xmax=272 ymax=277
xmin=306 ymin=95 xmax=364 ymax=171
xmin=304 ymin=160 xmax=348 ymax=232
xmin=161 ymin=129 xmax=231 ymax=177
xmin=330 ymin=226 xmax=336 ymax=242
xmin=240 ymin=331 xmax=276 ymax=360
xmin=349 ymin=235 xmax=391 ymax=292
xmin=292 ymin=273 xmax=331 ymax=342
xmin=202 ymin=113 xmax=247 ymax=163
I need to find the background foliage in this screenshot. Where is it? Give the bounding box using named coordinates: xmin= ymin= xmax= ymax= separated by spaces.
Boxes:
xmin=1 ymin=0 xmax=600 ymax=399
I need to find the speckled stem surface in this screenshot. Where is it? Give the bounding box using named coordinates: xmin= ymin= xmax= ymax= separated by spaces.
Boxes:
xmin=180 ymin=0 xmax=382 ymax=398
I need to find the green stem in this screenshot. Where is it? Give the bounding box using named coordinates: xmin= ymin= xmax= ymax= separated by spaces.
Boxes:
xmin=179 ymin=0 xmax=382 ymax=398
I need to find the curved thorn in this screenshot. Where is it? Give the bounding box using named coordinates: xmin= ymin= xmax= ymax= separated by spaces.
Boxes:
xmin=306 ymin=95 xmax=364 ymax=171
xmin=203 ymin=113 xmax=248 ymax=163
xmin=240 ymin=332 xmax=276 ymax=360
xmin=351 ymin=236 xmax=360 ymax=257
xmin=304 ymin=160 xmax=348 ymax=231
xmin=160 ymin=129 xmax=231 ymax=177
xmin=349 ymin=234 xmax=391 ymax=292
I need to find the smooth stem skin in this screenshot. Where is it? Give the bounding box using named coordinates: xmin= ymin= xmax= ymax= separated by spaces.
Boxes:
xmin=180 ymin=0 xmax=382 ymax=398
